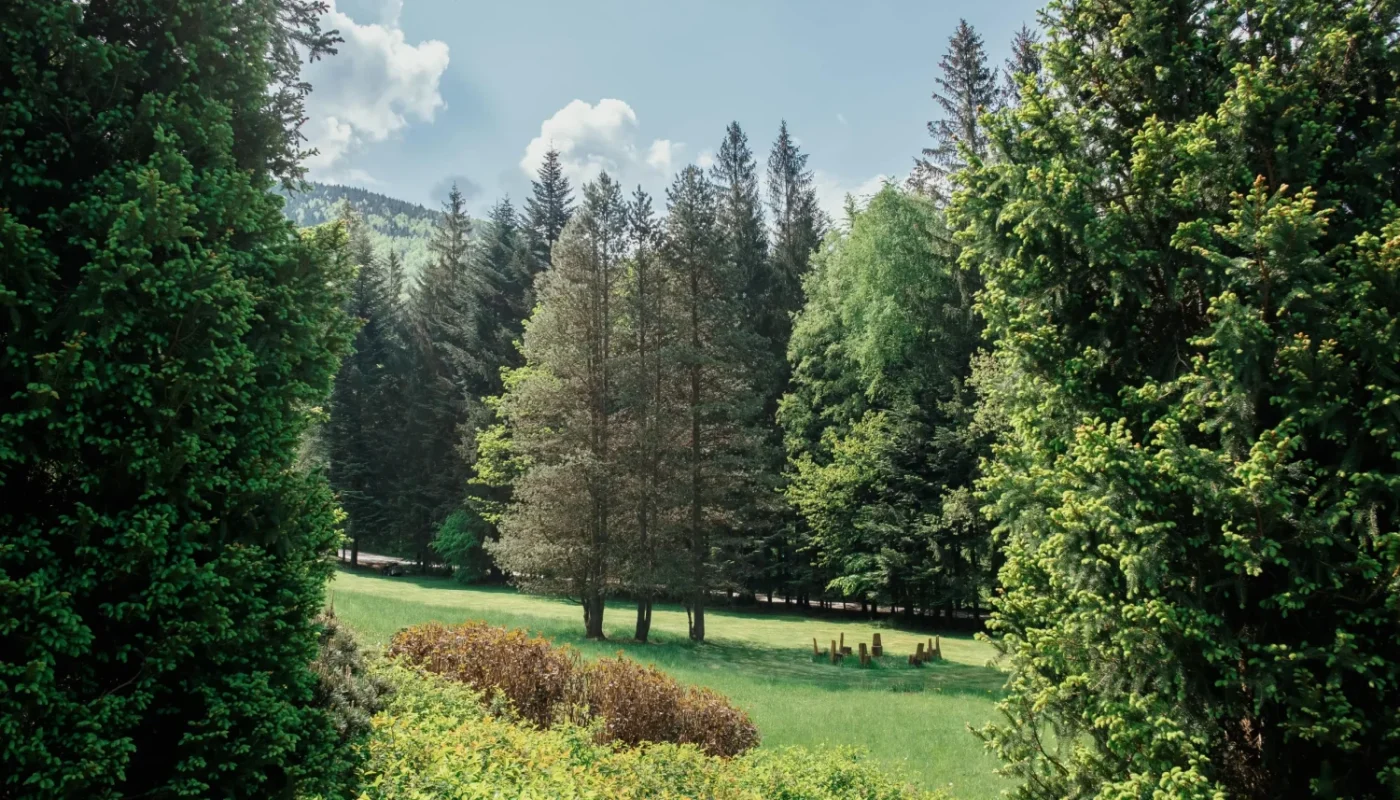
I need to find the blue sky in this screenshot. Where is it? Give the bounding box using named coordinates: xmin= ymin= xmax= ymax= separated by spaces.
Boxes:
xmin=304 ymin=0 xmax=1044 ymax=217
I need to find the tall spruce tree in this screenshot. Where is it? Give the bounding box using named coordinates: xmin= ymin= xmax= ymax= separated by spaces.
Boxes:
xmin=328 ymin=205 xmax=403 ymax=567
xmin=911 ymin=19 xmax=998 ymax=202
xmin=1002 ymin=24 xmax=1042 ymax=104
xmin=469 ymin=197 xmax=533 ymax=393
xmin=766 ymin=120 xmax=826 ymax=336
xmin=525 ymin=148 xmax=576 ymax=274
xmin=664 ymin=166 xmax=770 ymax=642
xmin=0 ymin=0 xmax=356 ymax=796
xmin=404 ymin=185 xmax=477 ymax=567
xmin=488 ymin=173 xmax=629 ymax=638
xmin=957 ymin=1 xmax=1400 ymax=796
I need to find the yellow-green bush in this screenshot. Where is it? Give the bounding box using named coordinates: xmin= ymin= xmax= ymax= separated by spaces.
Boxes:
xmin=346 ymin=665 xmax=943 ymax=800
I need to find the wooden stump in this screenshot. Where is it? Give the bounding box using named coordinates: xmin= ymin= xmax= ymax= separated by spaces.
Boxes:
xmin=872 ymin=633 xmax=882 ymax=657
xmin=915 ymin=642 xmax=925 ymax=664
xmin=839 ymin=632 xmax=845 ymax=651
xmin=841 ymin=646 xmax=852 ymax=655
xmin=812 ymin=638 xmax=821 ymax=658
xmin=908 ymin=653 xmax=921 ymax=667
xmin=831 ymin=640 xmax=840 ymax=664
xmin=932 ymin=636 xmax=942 ymax=661
xmin=858 ymin=642 xmax=869 ymax=667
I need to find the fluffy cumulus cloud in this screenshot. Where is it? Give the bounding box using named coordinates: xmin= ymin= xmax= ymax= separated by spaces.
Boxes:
xmin=520 ymin=99 xmax=686 ymax=192
xmin=302 ymin=0 xmax=450 ymax=178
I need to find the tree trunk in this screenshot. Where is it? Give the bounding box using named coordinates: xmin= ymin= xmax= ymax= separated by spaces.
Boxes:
xmin=350 ymin=536 xmax=359 ymax=568
xmin=583 ymin=592 xmax=606 ymax=639
xmin=690 ymin=597 xmax=706 ymax=642
xmin=634 ymin=598 xmax=652 ymax=642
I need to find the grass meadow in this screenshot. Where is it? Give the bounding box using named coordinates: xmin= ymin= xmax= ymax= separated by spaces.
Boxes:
xmin=330 ymin=569 xmax=1010 ymax=799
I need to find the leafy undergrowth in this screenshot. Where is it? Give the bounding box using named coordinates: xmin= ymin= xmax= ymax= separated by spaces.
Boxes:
xmin=388 ymin=620 xmax=759 ymax=756
xmin=337 ymin=664 xmax=946 ymax=800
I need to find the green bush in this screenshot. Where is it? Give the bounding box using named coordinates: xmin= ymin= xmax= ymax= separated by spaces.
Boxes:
xmin=0 ymin=1 xmax=353 ymax=797
xmin=309 ymin=613 xmax=394 ymax=796
xmin=386 ymin=621 xmax=760 ymax=756
xmin=431 ymin=509 xmax=491 ymax=584
xmin=339 ymin=665 xmax=943 ymax=800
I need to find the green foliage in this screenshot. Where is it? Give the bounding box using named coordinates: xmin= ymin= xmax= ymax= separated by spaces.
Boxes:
xmin=432 ymin=509 xmax=490 ymax=584
xmin=782 ymin=187 xmax=990 ymax=618
xmin=281 ymin=182 xmax=440 ymax=278
xmin=957 ymin=0 xmax=1400 ymax=796
xmin=340 ymin=664 xmax=945 ymax=800
xmin=525 ymin=148 xmax=576 ymax=273
xmin=0 ymin=1 xmax=353 ymax=796
xmin=310 ymin=612 xmax=393 ymax=797
xmin=912 ymin=19 xmax=999 ymax=200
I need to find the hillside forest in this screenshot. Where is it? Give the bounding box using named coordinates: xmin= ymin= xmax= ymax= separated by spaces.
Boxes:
xmin=5 ymin=0 xmax=1400 ymax=798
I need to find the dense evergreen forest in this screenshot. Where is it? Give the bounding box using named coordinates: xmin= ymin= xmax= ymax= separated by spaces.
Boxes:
xmin=5 ymin=0 xmax=1400 ymax=798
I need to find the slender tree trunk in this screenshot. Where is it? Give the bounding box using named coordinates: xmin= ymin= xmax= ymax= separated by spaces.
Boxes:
xmin=350 ymin=535 xmax=359 ymax=568
xmin=634 ymin=598 xmax=652 ymax=642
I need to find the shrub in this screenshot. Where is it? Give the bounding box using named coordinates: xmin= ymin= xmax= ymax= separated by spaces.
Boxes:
xmin=387 ymin=621 xmax=584 ymax=728
xmin=386 ymin=621 xmax=759 ymax=757
xmin=335 ymin=665 xmax=943 ymax=800
xmin=584 ymin=657 xmax=759 ymax=757
xmin=431 ymin=509 xmax=490 ymax=584
xmin=309 ymin=613 xmax=394 ymax=798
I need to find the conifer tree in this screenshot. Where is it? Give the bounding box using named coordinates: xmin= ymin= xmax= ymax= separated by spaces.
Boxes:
xmin=911 ymin=19 xmax=998 ymax=202
xmin=525 ymin=148 xmax=576 ymax=274
xmin=328 ymin=205 xmax=403 ymax=567
xmin=957 ymin=1 xmax=1400 ymax=795
xmin=766 ymin=121 xmax=826 ymax=338
xmin=663 ymin=166 xmax=770 ymax=642
xmin=0 ymin=0 xmax=355 ymax=795
xmin=1002 ymin=24 xmax=1042 ymax=103
xmin=489 ymin=173 xmax=628 ymax=638
xmin=711 ymin=122 xmax=770 ymax=330
xmin=403 ymin=185 xmax=477 ymax=567
xmin=470 ymin=197 xmax=533 ymax=393
xmin=615 ymin=186 xmax=679 ymax=641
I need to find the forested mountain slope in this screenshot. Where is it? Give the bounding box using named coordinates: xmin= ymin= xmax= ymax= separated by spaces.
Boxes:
xmin=281 ymin=182 xmax=441 ymax=275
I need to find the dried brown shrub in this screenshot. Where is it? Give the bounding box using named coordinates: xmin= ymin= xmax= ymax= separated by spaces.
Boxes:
xmin=387 ymin=621 xmax=583 ymax=728
xmin=387 ymin=621 xmax=759 ymax=757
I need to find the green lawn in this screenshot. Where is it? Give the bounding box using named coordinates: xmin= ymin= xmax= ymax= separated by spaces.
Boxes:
xmin=330 ymin=569 xmax=1010 ymax=799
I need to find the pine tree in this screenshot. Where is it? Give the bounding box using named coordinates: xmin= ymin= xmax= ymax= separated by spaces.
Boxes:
xmin=470 ymin=197 xmax=533 ymax=393
xmin=711 ymin=122 xmax=770 ymax=330
xmin=1002 ymin=24 xmax=1042 ymax=104
xmin=525 ymin=148 xmax=576 ymax=274
xmin=489 ymin=173 xmax=628 ymax=639
xmin=957 ymin=1 xmax=1400 ymax=795
xmin=403 ymin=184 xmax=477 ymax=567
xmin=911 ymin=19 xmax=998 ymax=202
xmin=663 ymin=166 xmax=770 ymax=642
xmin=766 ymin=120 xmax=826 ymax=339
xmin=615 ymin=186 xmax=679 ymax=642
xmin=0 ymin=0 xmax=355 ymax=796
xmin=328 ymin=205 xmax=402 ymax=567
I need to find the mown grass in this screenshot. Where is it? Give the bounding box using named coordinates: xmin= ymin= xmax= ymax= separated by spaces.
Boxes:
xmin=329 ymin=569 xmax=1010 ymax=799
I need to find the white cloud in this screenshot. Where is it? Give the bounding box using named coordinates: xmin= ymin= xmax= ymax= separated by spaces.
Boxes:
xmin=521 ymin=99 xmax=686 ymax=193
xmin=813 ymin=171 xmax=894 ymax=220
xmin=695 ymin=149 xmax=716 ymax=170
xmin=302 ymin=0 xmax=449 ymax=176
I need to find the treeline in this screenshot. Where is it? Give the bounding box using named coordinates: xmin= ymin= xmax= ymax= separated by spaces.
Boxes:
xmin=322 ymin=28 xmax=1042 ymax=639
